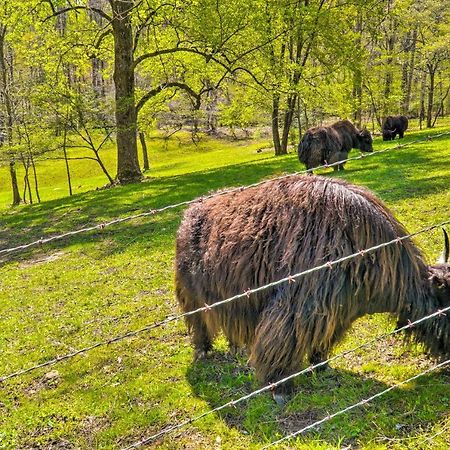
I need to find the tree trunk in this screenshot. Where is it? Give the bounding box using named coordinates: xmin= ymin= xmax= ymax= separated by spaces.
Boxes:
xmin=281 ymin=95 xmax=297 ymax=154
xmin=139 ymin=131 xmax=150 ymax=171
xmin=94 ymin=150 xmax=114 ymax=184
xmin=30 ymin=153 xmax=41 ymax=203
xmin=353 ymin=71 xmax=363 ymax=128
xmin=1 ymin=24 xmax=21 ymax=205
xmin=111 ymin=0 xmax=142 ymax=183
xmin=21 ymin=155 xmax=33 ymax=204
xmin=419 ymin=71 xmax=426 ymax=130
xmin=9 ymin=160 xmax=21 ymax=206
xmin=401 ymin=28 xmax=417 ymax=114
xmin=353 ymin=12 xmax=363 ymax=127
xmin=296 ymin=97 xmax=302 ymax=140
xmin=272 ymin=95 xmax=283 ymax=155
xmin=426 ymin=65 xmax=435 ymax=128
xmin=62 ymin=123 xmax=73 ymax=196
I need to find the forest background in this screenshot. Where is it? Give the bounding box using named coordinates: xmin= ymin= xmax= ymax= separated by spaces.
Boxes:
xmin=0 ymin=0 xmax=449 ymax=208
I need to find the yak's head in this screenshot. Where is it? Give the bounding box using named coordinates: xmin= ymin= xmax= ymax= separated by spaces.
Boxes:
xmin=382 ymin=129 xmax=396 ymax=141
xmin=428 ymin=229 xmax=450 ymax=308
xmin=399 ymin=229 xmax=450 ymax=357
xmin=416 ymin=229 xmax=450 ymax=357
xmin=358 ymin=128 xmax=373 ymax=152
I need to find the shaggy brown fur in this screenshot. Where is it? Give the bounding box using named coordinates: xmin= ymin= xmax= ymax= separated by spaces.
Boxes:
xmin=298 ymin=120 xmax=373 ymax=172
xmin=175 ymin=176 xmax=450 ymax=391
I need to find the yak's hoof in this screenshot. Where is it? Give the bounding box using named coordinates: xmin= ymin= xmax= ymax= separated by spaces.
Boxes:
xmin=272 ymin=392 xmax=288 ymax=408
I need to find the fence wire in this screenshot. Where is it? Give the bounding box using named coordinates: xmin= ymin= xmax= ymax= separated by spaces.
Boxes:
xmin=262 ymin=358 xmax=450 ymax=449
xmin=1 ymin=219 xmax=448 ymax=384
xmin=122 ymin=305 xmax=450 ymax=449
xmin=1 ymin=131 xmax=449 ymax=258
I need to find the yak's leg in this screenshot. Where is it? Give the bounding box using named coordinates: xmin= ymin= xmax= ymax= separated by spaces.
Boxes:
xmin=309 ymin=349 xmax=330 ymax=371
xmin=399 ymin=130 xmax=404 ymax=138
xmin=177 ymin=284 xmax=216 ymax=360
xmin=329 ymin=152 xmax=347 ymax=172
xmin=185 ymin=313 xmax=215 ymax=360
xmin=249 ymin=292 xmax=300 ymax=406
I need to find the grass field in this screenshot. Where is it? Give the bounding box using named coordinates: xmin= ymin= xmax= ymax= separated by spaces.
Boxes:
xmin=0 ymin=120 xmax=449 ymax=449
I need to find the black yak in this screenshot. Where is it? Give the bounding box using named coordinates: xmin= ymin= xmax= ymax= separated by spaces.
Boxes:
xmin=298 ymin=120 xmax=373 ymax=172
xmin=382 ymin=115 xmax=409 ymax=141
xmin=175 ymin=176 xmax=449 ymax=403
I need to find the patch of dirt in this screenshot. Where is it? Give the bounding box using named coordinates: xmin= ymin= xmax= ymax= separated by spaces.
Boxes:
xmin=278 ymin=409 xmax=321 ymax=435
xmin=24 ymin=438 xmax=75 ymax=449
xmin=80 ymin=415 xmax=110 ymax=443
xmin=26 ymin=370 xmax=61 ymax=397
xmin=19 ymin=251 xmax=65 ymax=268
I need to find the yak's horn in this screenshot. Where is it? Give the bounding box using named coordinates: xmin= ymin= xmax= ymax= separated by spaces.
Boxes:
xmin=438 ymin=228 xmax=449 ymax=263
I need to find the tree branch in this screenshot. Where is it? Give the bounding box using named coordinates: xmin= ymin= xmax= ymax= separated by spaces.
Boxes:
xmin=136 ymin=81 xmax=202 ymax=113
xmin=43 ymin=5 xmax=112 ymax=23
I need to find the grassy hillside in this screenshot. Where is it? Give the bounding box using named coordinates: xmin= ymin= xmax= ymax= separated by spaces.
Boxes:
xmin=0 ymin=121 xmax=449 ymax=449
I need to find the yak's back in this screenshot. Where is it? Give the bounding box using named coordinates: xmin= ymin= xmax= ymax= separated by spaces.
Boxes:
xmin=176 ymin=176 xmax=426 ymax=307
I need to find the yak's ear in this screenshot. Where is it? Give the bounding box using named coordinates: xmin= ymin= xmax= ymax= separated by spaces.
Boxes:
xmin=438 ymin=228 xmax=449 ymax=264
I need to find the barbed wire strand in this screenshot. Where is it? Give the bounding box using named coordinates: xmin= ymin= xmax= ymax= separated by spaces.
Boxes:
xmin=1 ymin=131 xmax=449 ymax=257
xmin=1 ymin=219 xmax=448 ymax=384
xmin=262 ymin=358 xmax=450 ymax=449
xmin=121 ymin=304 xmax=450 ymax=449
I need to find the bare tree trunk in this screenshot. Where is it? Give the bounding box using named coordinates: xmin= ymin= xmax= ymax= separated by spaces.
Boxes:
xmin=281 ymin=95 xmax=297 ymax=154
xmin=432 ymin=83 xmax=450 ymax=128
xmin=426 ymin=64 xmax=435 ymax=128
xmin=272 ymin=95 xmax=283 ymax=155
xmin=111 ymin=0 xmax=142 ymax=183
xmin=139 ymin=131 xmax=150 ymax=171
xmin=353 ymin=12 xmax=363 ymax=127
xmin=30 ymin=153 xmax=41 ymax=203
xmin=62 ymin=123 xmax=73 ymax=196
xmin=1 ymin=24 xmax=21 ymax=205
xmin=401 ymin=28 xmax=417 ymax=114
xmin=296 ymin=97 xmax=302 ymax=139
xmin=9 ymin=161 xmax=21 ymax=205
xmin=353 ymin=71 xmax=363 ymax=128
xmin=94 ymin=150 xmax=114 ymax=184
xmin=419 ymin=71 xmax=427 ymax=130
xmin=21 ymin=154 xmax=33 ymax=204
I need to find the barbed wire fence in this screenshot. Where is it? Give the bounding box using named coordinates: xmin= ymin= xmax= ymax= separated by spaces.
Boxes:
xmin=1 ymin=132 xmax=449 ymax=447
xmin=1 ymin=219 xmax=448 ymax=384
xmin=261 ymin=357 xmax=450 ymax=449
xmin=122 ymin=304 xmax=450 ymax=449
xmin=1 ymin=131 xmax=449 ymax=258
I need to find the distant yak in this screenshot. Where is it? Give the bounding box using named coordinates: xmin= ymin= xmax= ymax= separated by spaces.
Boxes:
xmin=298 ymin=120 xmax=373 ymax=172
xmin=382 ymin=115 xmax=409 ymax=141
xmin=175 ymin=176 xmax=450 ymax=403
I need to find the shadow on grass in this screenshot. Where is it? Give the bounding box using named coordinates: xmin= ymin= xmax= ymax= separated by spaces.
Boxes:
xmin=1 ymin=132 xmax=449 ymax=267
xmin=186 ymin=352 xmax=450 ymax=447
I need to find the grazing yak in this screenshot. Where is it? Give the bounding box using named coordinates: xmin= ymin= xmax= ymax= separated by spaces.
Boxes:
xmin=382 ymin=115 xmax=409 ymax=141
xmin=298 ymin=119 xmax=373 ymax=172
xmin=175 ymin=176 xmax=449 ymax=403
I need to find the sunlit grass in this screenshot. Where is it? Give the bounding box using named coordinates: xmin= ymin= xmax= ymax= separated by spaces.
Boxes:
xmin=0 ymin=120 xmax=449 ymax=448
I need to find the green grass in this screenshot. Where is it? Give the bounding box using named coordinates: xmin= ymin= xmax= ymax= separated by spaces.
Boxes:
xmin=0 ymin=119 xmax=449 ymax=449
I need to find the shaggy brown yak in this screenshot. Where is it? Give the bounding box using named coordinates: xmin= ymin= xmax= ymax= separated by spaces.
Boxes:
xmin=298 ymin=120 xmax=373 ymax=172
xmin=175 ymin=176 xmax=449 ymax=402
